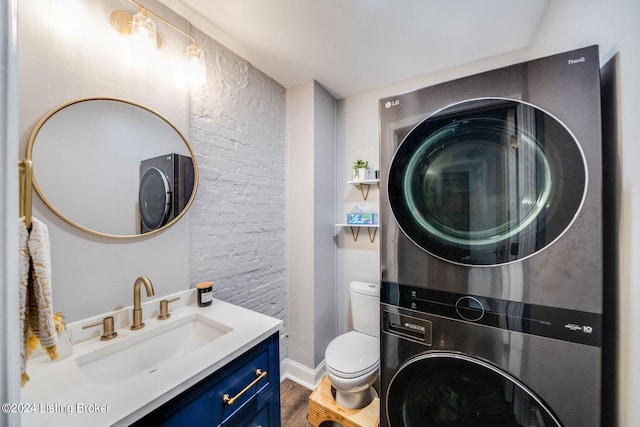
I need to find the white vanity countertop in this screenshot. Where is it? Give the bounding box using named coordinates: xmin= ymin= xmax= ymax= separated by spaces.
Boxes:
xmin=20 ymin=290 xmax=282 ymax=427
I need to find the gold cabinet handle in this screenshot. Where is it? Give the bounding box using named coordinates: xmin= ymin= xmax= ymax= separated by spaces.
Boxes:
xmin=223 ymin=369 xmax=267 ymax=405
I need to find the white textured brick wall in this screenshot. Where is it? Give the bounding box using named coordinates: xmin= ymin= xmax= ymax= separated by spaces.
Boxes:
xmin=188 ymin=34 xmax=287 ymax=360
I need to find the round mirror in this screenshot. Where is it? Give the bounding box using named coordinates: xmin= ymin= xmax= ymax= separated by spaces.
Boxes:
xmin=27 ymin=97 xmax=199 ymax=238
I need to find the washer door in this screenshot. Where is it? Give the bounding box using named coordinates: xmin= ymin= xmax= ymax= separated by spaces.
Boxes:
xmin=386 ymin=352 xmax=562 ymax=427
xmin=139 ymin=167 xmax=171 ymax=231
xmin=388 ymin=98 xmax=587 ymax=266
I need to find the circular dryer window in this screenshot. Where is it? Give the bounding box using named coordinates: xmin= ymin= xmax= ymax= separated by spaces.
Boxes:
xmin=388 ymin=98 xmax=587 ymax=266
xmin=386 ymin=352 xmax=562 ymax=427
xmin=139 ymin=167 xmax=171 ymax=231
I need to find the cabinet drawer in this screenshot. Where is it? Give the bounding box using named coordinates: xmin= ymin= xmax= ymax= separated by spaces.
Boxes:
xmin=228 ymin=392 xmax=272 ymax=427
xmin=132 ymin=333 xmax=279 ymax=427
xmin=217 ymin=345 xmax=272 ymax=423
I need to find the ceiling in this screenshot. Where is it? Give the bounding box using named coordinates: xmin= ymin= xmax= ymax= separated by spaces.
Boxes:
xmin=161 ymin=0 xmax=549 ymax=99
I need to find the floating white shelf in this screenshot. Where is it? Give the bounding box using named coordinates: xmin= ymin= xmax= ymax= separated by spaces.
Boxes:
xmin=335 ymin=223 xmax=379 ymax=243
xmin=335 ymin=223 xmax=379 ymax=228
xmin=347 ymin=179 xmax=379 ymax=200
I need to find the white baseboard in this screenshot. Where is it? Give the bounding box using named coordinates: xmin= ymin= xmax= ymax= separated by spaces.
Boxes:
xmin=280 ymin=358 xmax=326 ymax=390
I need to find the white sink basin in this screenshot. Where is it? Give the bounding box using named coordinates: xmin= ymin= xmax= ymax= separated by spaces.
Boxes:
xmin=75 ymin=313 xmax=232 ymax=383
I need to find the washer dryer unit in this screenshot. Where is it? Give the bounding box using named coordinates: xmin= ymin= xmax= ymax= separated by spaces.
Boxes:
xmin=139 ymin=153 xmax=194 ymax=233
xmin=379 ymin=46 xmax=603 ymax=426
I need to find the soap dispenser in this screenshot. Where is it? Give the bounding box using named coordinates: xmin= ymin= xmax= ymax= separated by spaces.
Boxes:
xmin=54 ymin=312 xmax=73 ymax=360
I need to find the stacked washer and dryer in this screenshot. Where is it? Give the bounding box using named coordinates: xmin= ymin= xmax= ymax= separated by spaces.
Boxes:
xmin=379 ymin=46 xmax=604 ymax=426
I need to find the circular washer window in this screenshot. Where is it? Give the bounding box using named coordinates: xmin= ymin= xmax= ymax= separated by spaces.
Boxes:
xmin=139 ymin=167 xmax=171 ymax=231
xmin=386 ymin=352 xmax=562 ymax=427
xmin=388 ymin=98 xmax=587 ymax=266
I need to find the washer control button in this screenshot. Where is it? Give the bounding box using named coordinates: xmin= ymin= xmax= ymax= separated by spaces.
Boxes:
xmin=455 ymin=296 xmax=485 ymax=322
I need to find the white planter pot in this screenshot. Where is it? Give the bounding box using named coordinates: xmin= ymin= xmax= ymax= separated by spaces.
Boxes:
xmin=353 ymin=168 xmax=371 ymax=181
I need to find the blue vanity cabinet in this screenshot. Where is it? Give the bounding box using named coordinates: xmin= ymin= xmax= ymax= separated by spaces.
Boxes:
xmin=132 ymin=333 xmax=280 ymax=427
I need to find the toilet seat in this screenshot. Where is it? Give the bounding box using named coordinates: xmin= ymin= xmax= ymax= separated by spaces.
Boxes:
xmin=325 ymin=331 xmax=379 ymax=379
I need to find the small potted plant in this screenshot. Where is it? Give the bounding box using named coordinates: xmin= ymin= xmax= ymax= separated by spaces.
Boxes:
xmin=352 ymin=159 xmax=370 ymax=181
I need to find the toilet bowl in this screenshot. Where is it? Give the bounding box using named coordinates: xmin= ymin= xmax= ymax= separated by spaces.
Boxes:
xmin=325 ymin=331 xmax=379 ymax=409
xmin=324 ymin=281 xmax=380 ymax=410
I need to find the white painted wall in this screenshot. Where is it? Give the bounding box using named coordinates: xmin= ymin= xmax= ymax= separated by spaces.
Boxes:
xmin=286 ymin=80 xmax=337 ymax=384
xmin=1 ymin=1 xmax=20 ymax=425
xmin=335 ymin=0 xmax=640 ymax=424
xmin=286 ymin=81 xmax=316 ymax=369
xmin=335 ymin=97 xmax=383 ymax=333
xmin=312 ymin=82 xmax=337 ymax=365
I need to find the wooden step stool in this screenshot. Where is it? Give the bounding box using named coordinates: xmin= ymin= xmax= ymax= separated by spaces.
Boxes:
xmin=308 ymin=375 xmax=380 ymax=427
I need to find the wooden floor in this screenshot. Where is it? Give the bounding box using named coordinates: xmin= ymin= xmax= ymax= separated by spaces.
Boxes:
xmin=281 ymin=379 xmax=314 ymax=426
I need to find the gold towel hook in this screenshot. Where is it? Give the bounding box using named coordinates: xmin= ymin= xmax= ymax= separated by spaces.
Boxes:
xmin=18 ymin=159 xmax=33 ymax=229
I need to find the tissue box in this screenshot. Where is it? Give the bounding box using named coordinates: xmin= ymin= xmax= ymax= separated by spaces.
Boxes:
xmin=347 ymin=213 xmax=378 ymax=225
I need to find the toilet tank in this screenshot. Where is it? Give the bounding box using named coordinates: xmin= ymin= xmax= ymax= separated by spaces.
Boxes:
xmin=350 ymin=281 xmax=381 ymax=337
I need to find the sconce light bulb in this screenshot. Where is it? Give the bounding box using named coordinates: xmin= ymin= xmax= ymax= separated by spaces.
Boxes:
xmin=130 ymin=8 xmax=157 ymax=57
xmin=186 ymin=43 xmax=207 ymax=85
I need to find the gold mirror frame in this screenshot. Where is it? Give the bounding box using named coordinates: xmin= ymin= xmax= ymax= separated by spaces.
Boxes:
xmin=26 ymin=97 xmax=199 ymax=239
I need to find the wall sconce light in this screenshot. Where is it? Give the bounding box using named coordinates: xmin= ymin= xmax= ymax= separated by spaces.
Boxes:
xmin=110 ymin=0 xmax=206 ymax=83
xmin=130 ymin=8 xmax=157 ymax=54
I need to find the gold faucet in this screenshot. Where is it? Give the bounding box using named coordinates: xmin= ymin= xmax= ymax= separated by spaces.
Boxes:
xmin=131 ymin=276 xmax=155 ymax=330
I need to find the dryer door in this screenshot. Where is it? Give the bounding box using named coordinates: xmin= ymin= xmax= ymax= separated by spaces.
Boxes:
xmin=386 ymin=352 xmax=562 ymax=427
xmin=388 ymin=98 xmax=586 ymax=266
xmin=139 ymin=167 xmax=171 ymax=231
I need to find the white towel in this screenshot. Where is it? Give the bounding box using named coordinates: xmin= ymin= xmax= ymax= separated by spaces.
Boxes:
xmin=19 ymin=217 xmax=58 ymax=386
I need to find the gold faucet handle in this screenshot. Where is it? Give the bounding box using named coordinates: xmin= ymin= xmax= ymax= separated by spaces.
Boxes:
xmin=158 ymin=297 xmax=181 ymax=320
xmin=82 ymin=316 xmax=118 ymax=341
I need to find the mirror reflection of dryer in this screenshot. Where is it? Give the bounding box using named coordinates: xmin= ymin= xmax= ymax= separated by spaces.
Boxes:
xmin=139 ymin=153 xmax=194 ymax=234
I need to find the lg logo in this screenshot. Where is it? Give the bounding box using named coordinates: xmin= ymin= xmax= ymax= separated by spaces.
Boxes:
xmin=385 ymin=99 xmax=400 ymax=109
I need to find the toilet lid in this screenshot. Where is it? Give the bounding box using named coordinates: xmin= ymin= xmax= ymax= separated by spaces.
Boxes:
xmin=325 ymin=331 xmax=379 ymax=378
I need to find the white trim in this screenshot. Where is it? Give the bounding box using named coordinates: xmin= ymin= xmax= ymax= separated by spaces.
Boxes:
xmin=1 ymin=1 xmax=20 ymax=426
xmin=280 ymin=358 xmax=326 ymax=391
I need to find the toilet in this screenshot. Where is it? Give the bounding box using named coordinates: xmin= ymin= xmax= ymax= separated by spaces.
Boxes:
xmin=324 ymin=281 xmax=380 ymax=410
